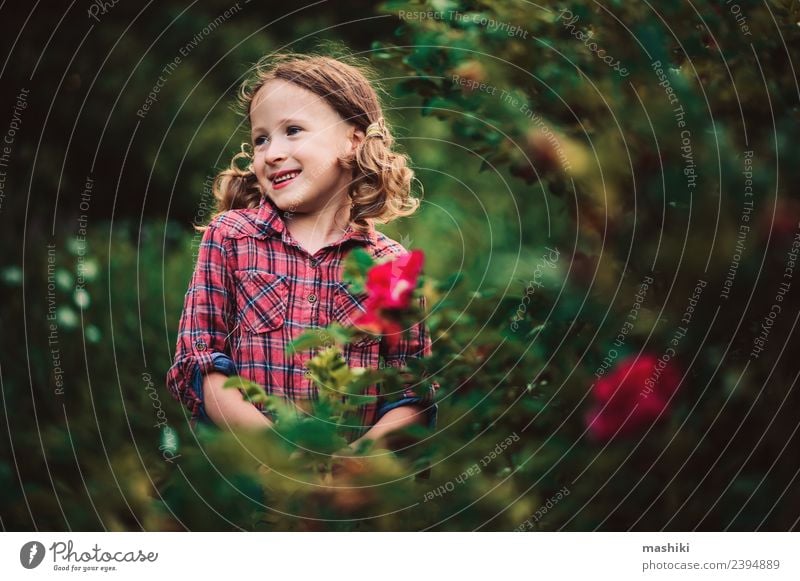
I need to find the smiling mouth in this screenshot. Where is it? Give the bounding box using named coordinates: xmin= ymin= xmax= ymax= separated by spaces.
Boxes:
xmin=271 ymin=170 xmax=302 ymax=188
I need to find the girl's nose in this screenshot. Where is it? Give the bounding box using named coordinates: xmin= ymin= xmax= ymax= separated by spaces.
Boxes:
xmin=265 ymin=140 xmax=289 ymax=166
xmin=266 ymin=150 xmax=286 ymax=166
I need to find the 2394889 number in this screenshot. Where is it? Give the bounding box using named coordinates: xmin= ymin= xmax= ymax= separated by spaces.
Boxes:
xmin=731 ymin=559 xmax=780 ymax=569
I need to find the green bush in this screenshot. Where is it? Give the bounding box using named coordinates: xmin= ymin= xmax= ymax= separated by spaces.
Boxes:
xmin=3 ymin=0 xmax=799 ymax=531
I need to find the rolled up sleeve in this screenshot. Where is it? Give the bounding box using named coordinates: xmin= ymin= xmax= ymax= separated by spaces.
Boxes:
xmin=166 ymin=220 xmax=236 ymax=422
xmin=377 ymin=293 xmax=438 ymax=429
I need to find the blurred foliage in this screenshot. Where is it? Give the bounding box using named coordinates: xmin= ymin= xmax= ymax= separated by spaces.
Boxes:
xmin=2 ymin=0 xmax=800 ymax=531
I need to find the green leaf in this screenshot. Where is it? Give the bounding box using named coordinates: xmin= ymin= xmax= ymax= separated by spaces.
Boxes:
xmin=285 ymin=331 xmax=326 ymax=355
xmin=223 ymin=376 xmax=268 ymax=404
xmin=345 ymin=367 xmax=383 ymax=394
xmin=286 ymin=324 xmax=359 ymax=356
xmin=324 ymin=324 xmax=358 ymax=345
xmin=290 ymin=416 xmax=347 ymax=454
xmin=395 ymin=77 xmax=440 ymax=98
xmin=342 ymin=248 xmax=375 ymax=292
xmin=436 ymin=271 xmax=463 ymax=292
xmin=346 ymin=394 xmax=379 ymax=406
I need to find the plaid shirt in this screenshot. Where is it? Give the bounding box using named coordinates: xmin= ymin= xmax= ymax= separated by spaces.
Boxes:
xmin=166 ymin=195 xmax=436 ymax=440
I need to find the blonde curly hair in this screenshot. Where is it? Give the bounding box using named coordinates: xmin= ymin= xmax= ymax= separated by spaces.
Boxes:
xmin=197 ymin=50 xmax=421 ymax=233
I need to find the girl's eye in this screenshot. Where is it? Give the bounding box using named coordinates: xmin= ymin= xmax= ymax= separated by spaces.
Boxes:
xmin=253 ymin=127 xmax=301 ymax=146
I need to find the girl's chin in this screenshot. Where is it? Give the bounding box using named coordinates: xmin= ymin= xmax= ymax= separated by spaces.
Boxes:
xmin=268 ymin=193 xmax=306 ymax=213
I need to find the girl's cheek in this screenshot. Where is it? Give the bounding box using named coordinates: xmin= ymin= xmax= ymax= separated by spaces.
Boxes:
xmin=252 ymin=154 xmax=264 ymax=176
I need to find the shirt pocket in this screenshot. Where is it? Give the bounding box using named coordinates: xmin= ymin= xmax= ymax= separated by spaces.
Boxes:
xmin=232 ymin=270 xmax=288 ymax=334
xmin=332 ymin=282 xmax=381 ymax=349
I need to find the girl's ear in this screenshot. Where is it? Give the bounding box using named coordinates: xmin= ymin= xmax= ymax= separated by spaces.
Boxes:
xmin=348 ymin=126 xmax=365 ymax=155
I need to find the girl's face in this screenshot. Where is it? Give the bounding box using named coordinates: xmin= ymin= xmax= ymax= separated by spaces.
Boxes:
xmin=250 ymin=78 xmax=363 ymax=215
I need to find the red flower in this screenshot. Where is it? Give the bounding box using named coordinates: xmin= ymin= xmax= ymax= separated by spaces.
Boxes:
xmin=351 ymin=308 xmax=404 ymax=336
xmin=365 ymin=249 xmax=424 ymax=310
xmin=585 ymin=354 xmax=680 ymax=441
xmin=353 ymin=250 xmax=424 ymax=348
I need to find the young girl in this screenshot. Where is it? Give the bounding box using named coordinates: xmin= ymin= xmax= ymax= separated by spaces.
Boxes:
xmin=165 ymin=52 xmax=436 ymax=450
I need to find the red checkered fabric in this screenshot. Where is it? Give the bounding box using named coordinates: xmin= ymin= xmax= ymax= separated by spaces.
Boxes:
xmin=166 ymin=195 xmax=436 ymax=438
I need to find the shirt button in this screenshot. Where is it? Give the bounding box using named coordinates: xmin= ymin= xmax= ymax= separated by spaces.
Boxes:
xmin=307 ymin=293 xmax=317 ymax=303
xmin=309 ymin=259 xmax=319 ymax=268
xmin=195 ymin=340 xmax=207 ymax=351
xmin=304 ymin=370 xmax=313 ymax=378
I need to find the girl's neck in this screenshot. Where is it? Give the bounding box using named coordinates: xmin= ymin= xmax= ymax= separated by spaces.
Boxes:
xmin=283 ymin=201 xmax=352 ymax=256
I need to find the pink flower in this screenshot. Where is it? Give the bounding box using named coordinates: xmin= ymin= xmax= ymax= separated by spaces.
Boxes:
xmin=351 ymin=308 xmax=404 ymax=337
xmin=364 ymin=249 xmax=424 ymax=310
xmin=353 ymin=250 xmax=424 ymax=348
xmin=585 ymin=354 xmax=680 ymax=441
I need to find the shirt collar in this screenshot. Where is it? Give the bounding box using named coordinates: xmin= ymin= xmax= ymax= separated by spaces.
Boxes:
xmin=256 ymin=195 xmax=376 ymax=247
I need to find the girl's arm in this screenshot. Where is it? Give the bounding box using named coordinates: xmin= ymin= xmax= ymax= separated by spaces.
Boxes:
xmin=166 ymin=220 xmax=269 ymax=425
xmin=203 ymin=372 xmax=274 ymax=430
xmin=350 ymin=403 xmax=426 ymax=450
xmin=366 ymin=290 xmax=439 ymax=448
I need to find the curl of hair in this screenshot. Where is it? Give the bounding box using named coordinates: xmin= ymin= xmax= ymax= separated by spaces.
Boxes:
xmin=198 ymin=46 xmax=422 ymax=234
xmin=194 ymin=143 xmax=260 ymax=233
xmin=342 ymin=115 xmax=420 ymax=232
